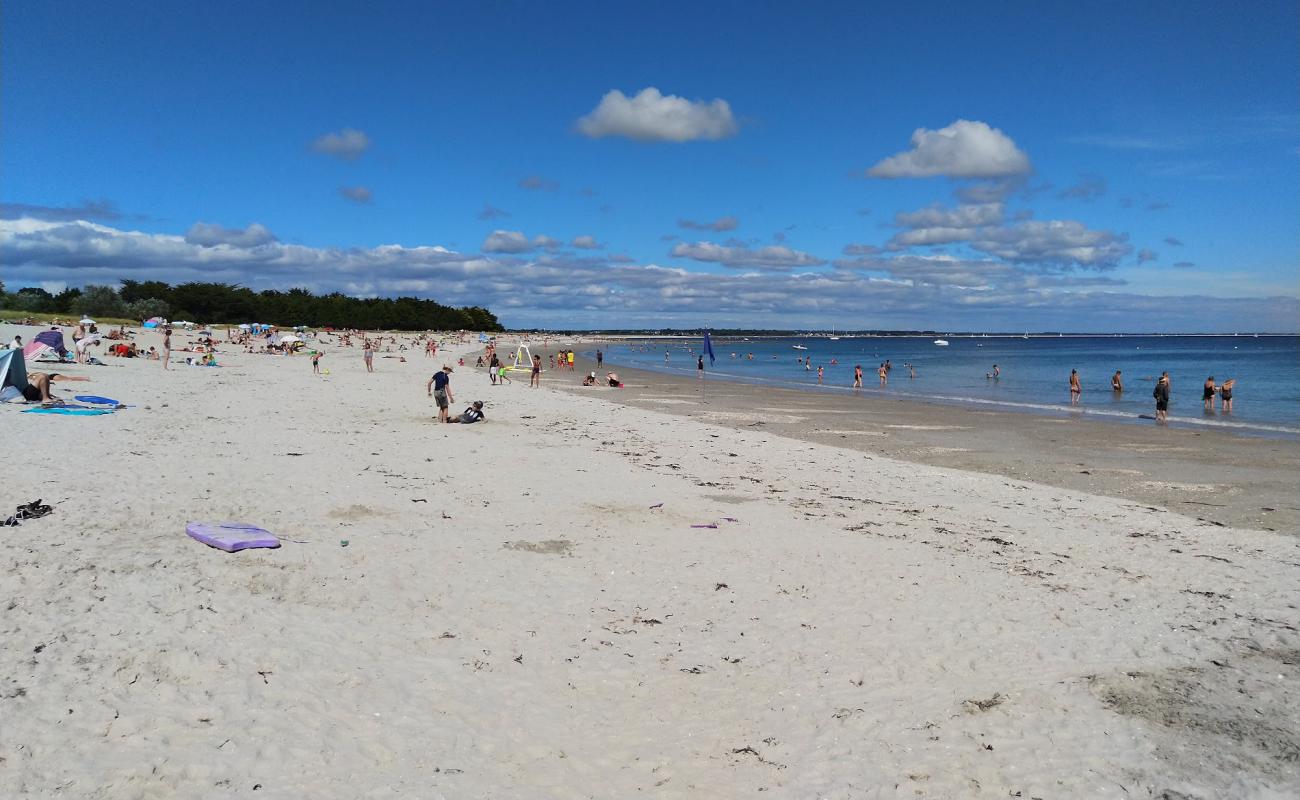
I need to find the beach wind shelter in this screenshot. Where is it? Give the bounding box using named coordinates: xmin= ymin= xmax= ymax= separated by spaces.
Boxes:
xmin=0 ymin=348 xmax=29 ymax=398
xmin=24 ymin=330 xmax=68 ymax=361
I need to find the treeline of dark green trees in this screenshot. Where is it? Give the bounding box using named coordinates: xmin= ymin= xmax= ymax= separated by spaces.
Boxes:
xmin=0 ymin=279 xmax=502 ymax=331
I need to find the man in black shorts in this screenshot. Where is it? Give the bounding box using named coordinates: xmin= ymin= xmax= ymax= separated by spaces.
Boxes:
xmin=1153 ymin=375 xmax=1170 ymax=423
xmin=427 ymin=365 xmax=454 ymax=423
xmin=20 ymin=372 xmax=56 ymax=403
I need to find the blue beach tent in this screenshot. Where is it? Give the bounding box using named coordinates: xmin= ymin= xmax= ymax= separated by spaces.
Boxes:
xmin=0 ymin=348 xmax=30 ymax=401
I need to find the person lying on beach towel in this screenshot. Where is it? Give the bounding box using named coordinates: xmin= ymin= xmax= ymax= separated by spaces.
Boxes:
xmin=0 ymin=371 xmax=85 ymax=403
xmin=446 ymin=401 xmax=485 ymax=424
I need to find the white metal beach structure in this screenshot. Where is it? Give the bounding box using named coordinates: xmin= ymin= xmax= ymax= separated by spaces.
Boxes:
xmin=507 ymin=343 xmax=535 ymax=372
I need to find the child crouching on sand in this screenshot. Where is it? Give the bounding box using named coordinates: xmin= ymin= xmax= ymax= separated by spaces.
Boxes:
xmin=446 ymin=401 xmax=485 ymax=424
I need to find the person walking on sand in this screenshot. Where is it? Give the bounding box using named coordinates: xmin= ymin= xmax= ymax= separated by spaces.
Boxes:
xmin=853 ymin=364 xmax=863 ymax=388
xmin=1112 ymin=370 xmax=1123 ymax=392
xmin=1153 ymin=375 xmax=1170 ymax=423
xmin=1220 ymin=378 xmax=1235 ymax=412
xmin=497 ymin=362 xmax=511 ymax=384
xmin=530 ymin=354 xmax=542 ymax=388
xmin=363 ymin=339 xmax=375 ymax=373
xmin=162 ymin=325 xmax=172 ymax=370
xmin=428 ymin=365 xmax=454 ymax=423
xmin=1069 ymin=369 xmax=1081 ymax=404
xmin=1203 ymin=376 xmax=1217 ymax=411
xmin=311 ymin=350 xmax=323 ymax=374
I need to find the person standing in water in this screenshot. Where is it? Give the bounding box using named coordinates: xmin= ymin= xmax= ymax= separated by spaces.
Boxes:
xmin=878 ymin=363 xmax=888 ymax=386
xmin=1069 ymin=369 xmax=1081 ymax=404
xmin=1220 ymin=378 xmax=1235 ymax=412
xmin=697 ymin=355 xmax=705 ymax=380
xmin=1203 ymin=376 xmax=1217 ymax=411
xmin=1153 ymin=375 xmax=1170 ymax=423
xmin=817 ymin=365 xmax=824 ymax=384
xmin=1112 ymin=370 xmax=1123 ymax=392
xmin=853 ymin=364 xmax=863 ymax=388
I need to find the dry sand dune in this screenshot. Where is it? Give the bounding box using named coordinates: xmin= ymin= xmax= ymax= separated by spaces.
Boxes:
xmin=2 ymin=325 xmax=1297 ymax=799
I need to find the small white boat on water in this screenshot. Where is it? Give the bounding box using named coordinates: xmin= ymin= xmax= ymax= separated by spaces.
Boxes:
xmin=792 ymin=344 xmax=808 ymax=350
xmin=933 ymin=339 xmax=949 ymax=346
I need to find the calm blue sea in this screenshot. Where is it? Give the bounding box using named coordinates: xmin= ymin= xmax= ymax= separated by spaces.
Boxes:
xmin=598 ymin=335 xmax=1300 ymax=437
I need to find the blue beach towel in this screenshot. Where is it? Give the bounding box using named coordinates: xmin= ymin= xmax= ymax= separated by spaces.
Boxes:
xmin=22 ymin=407 xmax=113 ymax=416
xmin=75 ymin=395 xmax=121 ymax=406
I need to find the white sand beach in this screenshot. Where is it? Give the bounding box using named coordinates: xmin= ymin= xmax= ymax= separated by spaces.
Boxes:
xmin=2 ymin=325 xmax=1298 ymax=799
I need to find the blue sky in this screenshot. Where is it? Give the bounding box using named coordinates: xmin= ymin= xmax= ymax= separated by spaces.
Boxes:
xmin=2 ymin=0 xmax=1297 ymax=331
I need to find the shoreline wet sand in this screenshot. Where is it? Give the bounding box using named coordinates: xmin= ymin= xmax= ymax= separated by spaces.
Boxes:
xmin=554 ymin=347 xmax=1300 ymax=534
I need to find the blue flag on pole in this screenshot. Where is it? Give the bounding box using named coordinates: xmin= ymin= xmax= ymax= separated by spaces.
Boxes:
xmin=703 ymin=330 xmax=716 ymax=365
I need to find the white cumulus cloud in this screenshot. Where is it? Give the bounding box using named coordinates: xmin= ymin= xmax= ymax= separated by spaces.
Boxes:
xmin=309 ymin=128 xmax=371 ymax=160
xmin=678 ymin=215 xmax=738 ymax=232
xmin=671 ymin=241 xmax=825 ymax=270
xmin=482 ymin=230 xmax=564 ymax=254
xmin=3 ymin=216 xmax=1294 ymax=331
xmin=969 ymin=220 xmax=1131 ymax=268
xmin=894 ymin=203 xmax=1004 ymax=230
xmin=184 ymin=222 xmax=277 ymax=248
xmin=482 ymin=230 xmax=534 ymax=253
xmin=571 ymin=235 xmax=603 ymax=250
xmin=868 ymin=120 xmax=1031 ymax=179
xmin=577 ymin=87 xmax=738 ymax=142
xmin=339 ymin=186 xmax=373 ymax=204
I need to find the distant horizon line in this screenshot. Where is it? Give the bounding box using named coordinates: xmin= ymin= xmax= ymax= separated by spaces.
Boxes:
xmin=507 ymin=330 xmax=1299 ymax=338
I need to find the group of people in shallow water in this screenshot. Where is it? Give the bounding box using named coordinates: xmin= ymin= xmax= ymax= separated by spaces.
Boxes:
xmin=1067 ymin=369 xmax=1237 ymax=422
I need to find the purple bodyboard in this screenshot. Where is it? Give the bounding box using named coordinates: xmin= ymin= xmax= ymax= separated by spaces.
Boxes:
xmin=187 ymin=521 xmax=280 ymax=552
